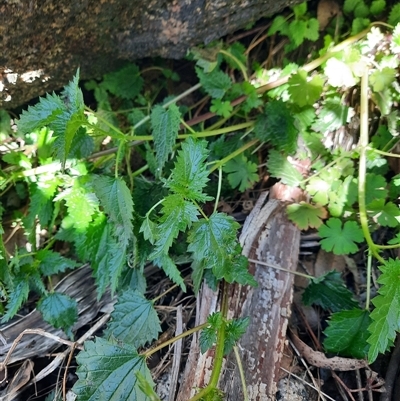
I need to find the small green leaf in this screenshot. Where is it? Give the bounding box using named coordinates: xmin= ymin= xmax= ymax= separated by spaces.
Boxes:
xmin=196 ymin=67 xmax=232 ymax=99
xmin=319 ymin=218 xmax=364 ymax=255
xmin=370 ymin=67 xmax=396 ymax=92
xmin=288 ymin=20 xmax=307 ymax=47
xmin=37 ymin=292 xmax=78 ymax=337
xmin=303 ymin=271 xmax=359 ymax=312
xmin=388 ymin=4 xmax=400 ymax=26
xmin=223 ymin=154 xmax=259 ymax=192
xmin=200 ymin=325 xmax=218 ymax=354
xmin=139 ymin=216 xmax=157 ymax=244
xmin=166 ymin=137 xmax=211 ymax=202
xmin=1 ymin=278 xmax=29 ymax=323
xmin=254 ymin=100 xmax=298 ymax=154
xmin=105 ymin=289 xmax=161 ymax=348
xmin=150 ymin=104 xmax=181 ymax=174
xmin=368 ymin=259 xmax=400 ymax=362
xmin=267 ymin=150 xmax=303 ymax=187
xmin=365 ymin=173 xmax=388 ymax=204
xmin=37 ymin=250 xmax=78 ymax=276
xmin=368 ymin=199 xmax=400 ymax=227
xmin=311 ymin=97 xmax=350 ymax=133
xmin=73 ymin=337 xmax=154 ymax=401
xmin=210 ymin=99 xmax=233 ymax=118
xmin=224 ymin=317 xmax=249 ymax=354
xmin=268 ymin=15 xmax=288 ymax=36
xmin=153 ymin=253 xmax=186 ymax=291
xmin=287 ymin=202 xmax=327 ymax=230
xmin=288 ymin=70 xmax=323 ymax=107
xmin=102 ymin=64 xmax=144 ymax=100
xmin=92 ymin=176 xmax=134 ymax=247
xmin=324 ymin=309 xmax=370 ymax=359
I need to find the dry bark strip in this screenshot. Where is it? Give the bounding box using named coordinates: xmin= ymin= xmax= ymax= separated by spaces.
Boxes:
xmin=178 ymin=193 xmax=301 ymax=400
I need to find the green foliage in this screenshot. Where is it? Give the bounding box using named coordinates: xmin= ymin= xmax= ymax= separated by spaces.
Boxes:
xmin=303 ymin=271 xmax=359 ymax=312
xmin=196 ymin=67 xmax=232 ymax=99
xmin=37 ymin=292 xmax=78 ymax=338
xmin=150 ymin=104 xmax=181 ymax=174
xmin=318 ymin=218 xmax=364 ymax=255
xmin=222 ymin=154 xmax=259 ymax=191
xmin=324 ymin=309 xmax=370 ymax=359
xmin=288 ymin=70 xmax=323 ymax=107
xmin=105 ymin=289 xmax=161 ymax=348
xmin=254 ymin=100 xmax=298 ymax=154
xmin=267 ymin=150 xmax=303 ymax=187
xmin=368 ymin=259 xmax=400 ymax=362
xmin=286 ymin=202 xmax=327 ymax=230
xmin=73 ymin=337 xmax=154 ymax=401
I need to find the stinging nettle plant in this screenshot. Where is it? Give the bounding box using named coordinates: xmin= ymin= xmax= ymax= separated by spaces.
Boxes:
xmin=2 ymin=2 xmax=400 ymax=398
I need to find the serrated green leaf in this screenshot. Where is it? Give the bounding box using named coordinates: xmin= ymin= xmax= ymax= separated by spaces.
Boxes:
xmin=287 ymin=202 xmax=327 ymax=230
xmin=153 ymin=253 xmax=186 ymax=290
xmin=303 ymin=270 xmax=359 ymax=312
xmin=1 ymin=278 xmax=29 ymax=323
xmin=150 ymin=194 xmax=199 ymax=259
xmin=368 ymin=199 xmax=400 ymax=227
xmin=311 ymin=97 xmax=350 ymax=133
xmin=305 ymin=18 xmax=319 ymax=41
xmin=139 ymin=216 xmax=157 ymax=244
xmin=224 ymin=317 xmax=249 ymax=354
xmin=365 ymin=173 xmax=388 ymax=204
xmin=210 ymin=99 xmax=233 ymax=118
xmin=223 ymin=154 xmax=258 ymax=192
xmin=25 ymin=178 xmax=59 ymax=230
xmin=391 ymin=23 xmax=400 ymax=53
xmin=37 ymin=292 xmax=78 ymax=337
xmin=102 ymin=64 xmax=144 ymax=100
xmin=368 ymin=258 xmax=400 ymax=362
xmin=37 ymin=250 xmax=78 ymax=276
xmin=105 ymin=289 xmax=161 ymax=348
xmin=92 ymin=176 xmax=134 ymax=247
xmin=166 ymin=137 xmax=211 ymax=202
xmin=344 ymin=0 xmax=361 ymax=13
xmin=288 ymin=70 xmax=323 ymax=107
xmin=268 ymin=15 xmax=288 ymax=35
xmin=267 ymin=150 xmax=303 ymax=187
xmin=200 ymin=325 xmax=218 ymax=354
xmin=73 ymin=337 xmax=154 ymax=401
xmin=196 ymin=67 xmax=232 ymax=99
xmin=289 ymin=20 xmax=307 ymax=47
xmin=150 ymin=104 xmax=180 ymax=174
xmin=254 ymin=100 xmax=298 ymax=154
xmin=319 ymin=218 xmax=364 ymax=255
xmin=324 ymin=309 xmax=370 ymax=359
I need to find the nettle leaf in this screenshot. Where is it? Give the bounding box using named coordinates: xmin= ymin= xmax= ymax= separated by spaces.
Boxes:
xmin=150 ymin=104 xmax=180 ymax=174
xmin=368 ymin=199 xmax=400 ymax=227
xmin=17 ymin=93 xmax=65 ymax=134
xmin=196 ymin=67 xmax=232 ymax=99
xmin=368 ymin=258 xmax=400 ymax=362
xmin=37 ymin=250 xmax=78 ymax=276
xmin=92 ymin=176 xmax=134 ymax=247
xmin=105 ymin=289 xmax=161 ymax=348
xmin=254 ymin=100 xmax=298 ymax=154
xmin=288 ymin=70 xmax=323 ymax=107
xmin=166 ymin=137 xmax=211 ymax=202
xmin=324 ymin=309 xmax=370 ymax=359
xmin=288 ymin=20 xmax=307 ymax=47
xmin=223 ymin=154 xmax=259 ymax=192
xmin=200 ymin=312 xmax=223 ymax=353
xmin=287 ymin=202 xmax=327 ymax=230
xmin=224 ymin=317 xmax=249 ymax=355
xmin=312 ymin=97 xmax=350 ymax=133
xmin=139 ymin=216 xmax=157 ymax=244
xmin=150 ymin=194 xmax=199 ymax=259
xmin=153 ymin=253 xmax=186 ymax=291
xmin=303 ymin=270 xmax=359 ymax=312
xmin=1 ymin=277 xmax=29 ymax=323
xmin=267 ymin=150 xmax=303 ymax=187
xmin=319 ymin=218 xmax=364 ymax=255
xmin=37 ymin=292 xmax=78 ymax=337
xmin=187 ymin=212 xmax=251 ymax=285
xmin=73 ymin=337 xmax=154 ymax=401
xmin=102 ymin=64 xmax=144 ymax=100
xmin=25 ymin=178 xmax=59 ymax=230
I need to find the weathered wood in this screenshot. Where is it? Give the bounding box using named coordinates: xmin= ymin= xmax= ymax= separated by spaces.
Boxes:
xmin=1 ymin=0 xmax=306 ymax=109
xmin=177 ymin=193 xmax=301 ymax=400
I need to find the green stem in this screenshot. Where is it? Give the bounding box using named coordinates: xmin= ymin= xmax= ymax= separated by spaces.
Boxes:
xmin=189 ymin=282 xmax=230 ymax=401
xmin=115 ymin=142 xmax=124 ymax=178
xmin=219 ymin=49 xmax=249 ymax=81
xmin=214 ymin=167 xmax=223 ymax=214
xmin=233 ymin=345 xmax=249 ymax=401
xmin=365 ymin=252 xmax=372 ymax=311
xmin=143 ymin=322 xmax=209 ymax=358
xmin=358 ymin=68 xmax=384 ymax=264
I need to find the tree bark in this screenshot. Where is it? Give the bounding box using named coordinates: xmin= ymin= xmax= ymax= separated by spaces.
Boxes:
xmin=1 ymin=0 xmax=305 ymax=109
